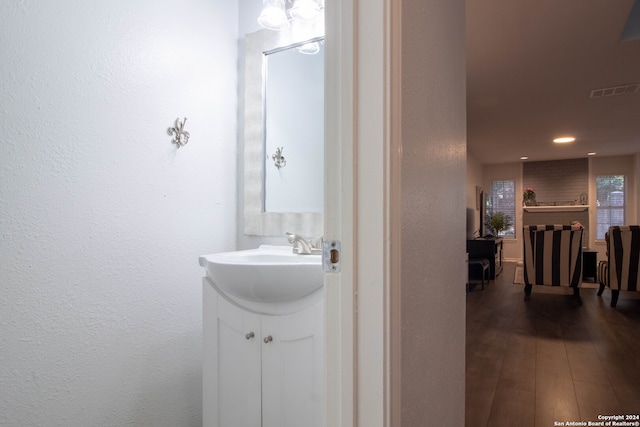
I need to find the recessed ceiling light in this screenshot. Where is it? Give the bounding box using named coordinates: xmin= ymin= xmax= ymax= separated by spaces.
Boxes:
xmin=520 ymin=156 xmax=529 ymax=160
xmin=587 ymin=152 xmax=597 ymax=156
xmin=553 ymin=137 xmax=576 ymax=143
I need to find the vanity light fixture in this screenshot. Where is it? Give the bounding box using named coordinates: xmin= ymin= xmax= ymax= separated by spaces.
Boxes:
xmin=258 ymin=0 xmax=290 ymax=30
xmin=296 ymin=41 xmax=321 ymax=54
xmin=587 ymin=152 xmax=597 ymax=156
xmin=290 ymin=0 xmax=322 ymax=21
xmin=553 ymin=136 xmax=576 ymax=143
xmin=520 ymin=156 xmax=529 ymax=160
xmin=258 ymin=0 xmax=324 ymax=34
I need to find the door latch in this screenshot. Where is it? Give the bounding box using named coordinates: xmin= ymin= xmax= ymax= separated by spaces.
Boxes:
xmin=322 ymin=240 xmax=341 ymax=273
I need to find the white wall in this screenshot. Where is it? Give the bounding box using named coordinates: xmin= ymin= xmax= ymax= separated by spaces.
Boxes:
xmin=399 ymin=0 xmax=466 ymax=424
xmin=0 ymin=1 xmax=237 ymax=425
xmin=239 ymin=0 xmax=263 ymax=35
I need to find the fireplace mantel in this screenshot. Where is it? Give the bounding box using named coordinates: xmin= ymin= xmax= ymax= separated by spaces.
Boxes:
xmin=523 ymin=206 xmax=589 ymax=213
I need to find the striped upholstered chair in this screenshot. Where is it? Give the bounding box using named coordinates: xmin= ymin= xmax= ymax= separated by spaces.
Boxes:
xmin=597 ymin=225 xmax=640 ymax=307
xmin=522 ymin=225 xmax=584 ymax=302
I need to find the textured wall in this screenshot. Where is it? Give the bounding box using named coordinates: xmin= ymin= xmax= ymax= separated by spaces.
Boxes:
xmin=400 ymin=0 xmax=466 ymax=424
xmin=0 ymin=1 xmax=237 ymax=425
xmin=523 ymin=158 xmax=589 ymax=205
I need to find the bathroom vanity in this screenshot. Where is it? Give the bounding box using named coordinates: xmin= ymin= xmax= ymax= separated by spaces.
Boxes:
xmin=205 ymin=20 xmax=327 ymax=425
xmin=200 ymin=246 xmax=324 ymax=427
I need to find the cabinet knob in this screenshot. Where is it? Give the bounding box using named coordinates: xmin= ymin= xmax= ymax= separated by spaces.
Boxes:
xmin=245 ymin=332 xmax=255 ymax=340
xmin=263 ymin=335 xmax=273 ymax=344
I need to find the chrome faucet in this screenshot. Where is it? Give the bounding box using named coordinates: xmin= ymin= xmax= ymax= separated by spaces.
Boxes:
xmin=286 ymin=232 xmax=321 ymax=255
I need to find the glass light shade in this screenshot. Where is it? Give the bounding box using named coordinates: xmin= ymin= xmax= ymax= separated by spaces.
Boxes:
xmin=258 ymin=0 xmax=289 ymax=30
xmin=290 ymin=0 xmax=321 ymax=22
xmin=296 ymin=41 xmax=320 ymax=54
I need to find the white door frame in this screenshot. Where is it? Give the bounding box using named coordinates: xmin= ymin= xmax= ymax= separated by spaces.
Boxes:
xmin=325 ymin=0 xmax=467 ymax=425
xmin=324 ymin=0 xmax=400 ymax=426
xmin=323 ymin=0 xmax=356 ymax=424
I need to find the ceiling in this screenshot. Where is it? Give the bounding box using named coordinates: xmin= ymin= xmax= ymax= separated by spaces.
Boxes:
xmin=466 ymin=0 xmax=640 ymax=165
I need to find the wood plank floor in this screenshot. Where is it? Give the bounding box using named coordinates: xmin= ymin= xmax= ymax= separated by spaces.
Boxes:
xmin=466 ymin=262 xmax=640 ymax=427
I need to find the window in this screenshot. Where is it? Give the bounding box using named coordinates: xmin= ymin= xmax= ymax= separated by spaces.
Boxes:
xmin=596 ymin=175 xmax=625 ymax=239
xmin=488 ymin=180 xmax=516 ymax=238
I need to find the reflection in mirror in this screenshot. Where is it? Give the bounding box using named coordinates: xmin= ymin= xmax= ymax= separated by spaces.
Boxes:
xmin=244 ymin=28 xmax=324 ymax=237
xmin=264 ymin=42 xmax=324 ymax=213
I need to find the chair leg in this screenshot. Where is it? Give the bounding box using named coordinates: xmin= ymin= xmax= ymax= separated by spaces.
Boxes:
xmin=482 ymin=265 xmax=489 ymax=290
xmin=572 ymin=286 xmax=582 ymax=305
xmin=597 ymin=283 xmax=605 ymax=296
xmin=611 ymin=290 xmax=620 ymax=307
xmin=524 ymin=284 xmax=532 ymax=301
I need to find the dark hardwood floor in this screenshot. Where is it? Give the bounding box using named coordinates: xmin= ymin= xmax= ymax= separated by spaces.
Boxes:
xmin=466 ymin=262 xmax=640 ymax=427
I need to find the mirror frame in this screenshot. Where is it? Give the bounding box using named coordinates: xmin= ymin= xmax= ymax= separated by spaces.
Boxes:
xmin=243 ymin=28 xmax=324 ymax=236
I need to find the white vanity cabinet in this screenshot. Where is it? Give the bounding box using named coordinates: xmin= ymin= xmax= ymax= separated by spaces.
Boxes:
xmin=203 ymin=279 xmax=324 ymax=427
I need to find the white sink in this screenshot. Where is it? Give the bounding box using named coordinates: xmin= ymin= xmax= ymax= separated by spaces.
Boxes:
xmin=199 ymin=245 xmax=323 ymax=303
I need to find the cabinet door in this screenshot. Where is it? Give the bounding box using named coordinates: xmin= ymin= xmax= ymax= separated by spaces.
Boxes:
xmin=261 ymin=300 xmax=324 ymax=427
xmin=203 ymin=282 xmax=261 ymax=427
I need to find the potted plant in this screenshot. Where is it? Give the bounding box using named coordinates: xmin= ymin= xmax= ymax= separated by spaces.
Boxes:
xmin=522 ymin=187 xmax=536 ymax=206
xmin=484 ymin=211 xmax=513 ymax=237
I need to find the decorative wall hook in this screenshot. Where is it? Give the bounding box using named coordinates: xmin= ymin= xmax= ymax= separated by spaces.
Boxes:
xmin=167 ymin=117 xmax=190 ymax=148
xmin=271 ymin=147 xmax=286 ymax=169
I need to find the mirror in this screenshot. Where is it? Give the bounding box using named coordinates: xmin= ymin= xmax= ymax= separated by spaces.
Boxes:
xmin=264 ymin=43 xmax=324 ymax=213
xmin=244 ymin=28 xmax=324 ymax=236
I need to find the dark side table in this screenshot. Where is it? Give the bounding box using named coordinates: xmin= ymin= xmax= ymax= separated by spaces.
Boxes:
xmin=583 ymin=248 xmax=598 ymax=282
xmin=467 ymin=238 xmax=503 ymax=279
